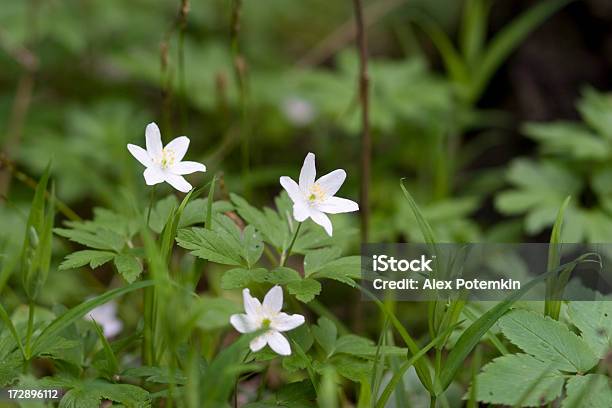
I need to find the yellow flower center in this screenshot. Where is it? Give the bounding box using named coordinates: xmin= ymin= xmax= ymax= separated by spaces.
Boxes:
xmin=262 ymin=318 xmax=271 ymax=329
xmin=159 ymin=148 xmax=176 ymax=169
xmin=307 ymin=183 xmax=325 ymax=203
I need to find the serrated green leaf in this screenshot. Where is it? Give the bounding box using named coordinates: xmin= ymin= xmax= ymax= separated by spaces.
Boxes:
xmin=113 ymin=254 xmax=143 ymax=283
xmin=259 ymin=267 xmax=301 ymax=285
xmin=54 ymin=228 xmax=125 ymax=252
xmin=57 ymin=379 xmax=150 ymax=408
xmin=59 ymin=250 xmax=115 ymax=270
xmin=471 ymin=353 xmax=564 ymax=406
xmin=567 ymin=301 xmax=612 ymax=358
xmin=303 ymin=247 xmax=342 ymax=276
xmin=242 ymin=225 xmax=264 ymax=267
xmin=231 ymin=193 xmax=288 ymax=249
xmin=309 ymin=256 xmax=361 ymax=286
xmin=499 ymin=309 xmax=598 ymax=372
xmin=312 ymin=317 xmax=337 ymax=357
xmin=287 ymin=279 xmax=321 ymax=303
xmin=221 ymin=267 xmax=257 ymax=290
xmin=562 ymin=374 xmax=612 ymax=408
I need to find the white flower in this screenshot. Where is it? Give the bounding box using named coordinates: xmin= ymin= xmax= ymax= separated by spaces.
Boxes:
xmin=230 ymin=286 xmax=305 ymax=356
xmin=280 ymin=152 xmax=359 ymax=236
xmin=86 ymin=301 xmax=123 ymax=338
xmin=282 ymin=97 xmax=316 ymax=126
xmin=127 ymin=122 xmax=206 ymax=193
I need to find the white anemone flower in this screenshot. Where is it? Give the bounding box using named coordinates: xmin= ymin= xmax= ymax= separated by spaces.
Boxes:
xmin=86 ymin=301 xmax=123 ymax=338
xmin=127 ymin=122 xmax=206 ymax=193
xmin=280 ymin=152 xmax=359 ymax=236
xmin=230 ymin=286 xmax=305 ymax=356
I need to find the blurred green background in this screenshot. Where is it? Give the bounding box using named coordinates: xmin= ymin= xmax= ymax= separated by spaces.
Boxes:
xmin=2 ymin=0 xmax=612 ymax=304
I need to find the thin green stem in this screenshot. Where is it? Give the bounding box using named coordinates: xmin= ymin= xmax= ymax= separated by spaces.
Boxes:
xmin=280 ymin=222 xmax=302 ymax=267
xmin=147 ymin=185 xmax=157 ymax=227
xmin=25 ymin=299 xmax=34 ymax=360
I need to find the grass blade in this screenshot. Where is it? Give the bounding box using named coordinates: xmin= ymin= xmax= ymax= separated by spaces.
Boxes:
xmin=545 ymin=195 xmax=570 ymax=319
xmin=0 ymin=302 xmax=26 ymax=359
xmin=375 ymin=323 xmax=459 ymax=408
xmin=472 ymin=0 xmax=573 ymax=101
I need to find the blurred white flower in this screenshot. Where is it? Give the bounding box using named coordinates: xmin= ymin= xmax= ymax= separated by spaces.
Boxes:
xmin=280 ymin=152 xmax=358 ymax=236
xmin=127 ymin=122 xmax=206 ymax=193
xmin=282 ymin=97 xmax=315 ymax=126
xmin=86 ymin=301 xmax=123 ymax=338
xmin=230 ymin=286 xmax=304 ymax=356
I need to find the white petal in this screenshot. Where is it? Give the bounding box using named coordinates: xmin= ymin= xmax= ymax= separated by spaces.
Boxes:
xmin=103 ymin=320 xmax=123 ymax=338
xmin=263 ymin=285 xmax=283 ymax=313
xmin=299 ymin=152 xmax=316 ymax=191
xmin=145 ymin=122 xmax=163 ymax=158
xmin=164 ymin=173 xmax=192 ymax=193
xmin=267 ymin=331 xmax=291 ymax=356
xmin=280 ymin=176 xmax=302 ymax=203
xmin=164 ymin=136 xmax=190 ymax=162
xmin=230 ymin=313 xmax=258 ymax=333
xmin=317 ymin=197 xmax=359 ymax=214
xmin=272 ymin=312 xmax=305 ymax=332
xmin=143 ymin=167 xmax=165 ymax=186
xmin=127 ymin=144 xmax=152 ymax=167
xmin=293 ymin=201 xmax=310 ymax=222
xmin=310 ymin=209 xmax=333 ymax=236
xmin=171 ymin=161 xmax=206 ymax=175
xmin=242 ymin=288 xmax=261 ymax=316
xmin=249 ymin=334 xmax=268 ymax=352
xmin=316 ymin=169 xmax=346 ymax=197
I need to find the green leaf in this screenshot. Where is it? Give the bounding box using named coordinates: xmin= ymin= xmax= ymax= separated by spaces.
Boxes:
xmin=59 ymin=250 xmax=116 ymax=270
xmin=287 ymin=279 xmax=321 ymax=303
xmin=56 ymin=379 xmax=151 ymax=408
xmin=307 ymin=256 xmax=361 ymax=287
xmin=242 ymin=225 xmax=264 ymax=267
xmin=231 ymin=193 xmax=288 ymax=249
xmin=334 ymin=335 xmax=406 ymax=358
xmin=562 ymin=374 xmax=612 ymax=408
xmin=177 ymin=214 xmax=261 ymax=267
xmin=113 ymin=254 xmax=143 ymax=283
xmin=312 ymin=317 xmax=337 ymax=357
xmin=221 ymin=267 xmax=258 ymax=290
xmin=260 ymin=267 xmax=301 ymax=285
xmin=0 ymin=351 xmax=22 ymax=386
xmin=54 ymin=228 xmax=125 ymax=252
xmin=32 ymin=280 xmax=152 ymax=356
xmin=524 ymin=122 xmax=610 ymax=160
xmin=304 ymin=247 xmax=342 ymax=276
xmin=567 ymin=301 xmax=612 ymax=358
xmin=577 ymin=86 xmax=612 ymax=140
xmin=471 ymin=354 xmax=564 ymax=406
xmin=276 ymin=380 xmax=316 ymax=407
xmin=499 ymin=309 xmax=598 ymax=372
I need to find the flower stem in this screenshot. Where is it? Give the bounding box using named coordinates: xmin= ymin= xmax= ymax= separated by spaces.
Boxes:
xmin=146 ymin=185 xmax=157 ymax=227
xmin=25 ymin=299 xmax=34 ymax=359
xmin=280 ymin=222 xmax=302 ymax=267
xmin=351 ymin=0 xmax=371 ymax=243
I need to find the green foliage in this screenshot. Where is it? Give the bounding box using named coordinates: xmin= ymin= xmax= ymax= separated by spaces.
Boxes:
xmin=497 ymin=88 xmax=612 ymax=241
xmin=567 ymin=301 xmax=612 ymax=359
xmin=472 ymin=306 xmax=612 ymax=407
